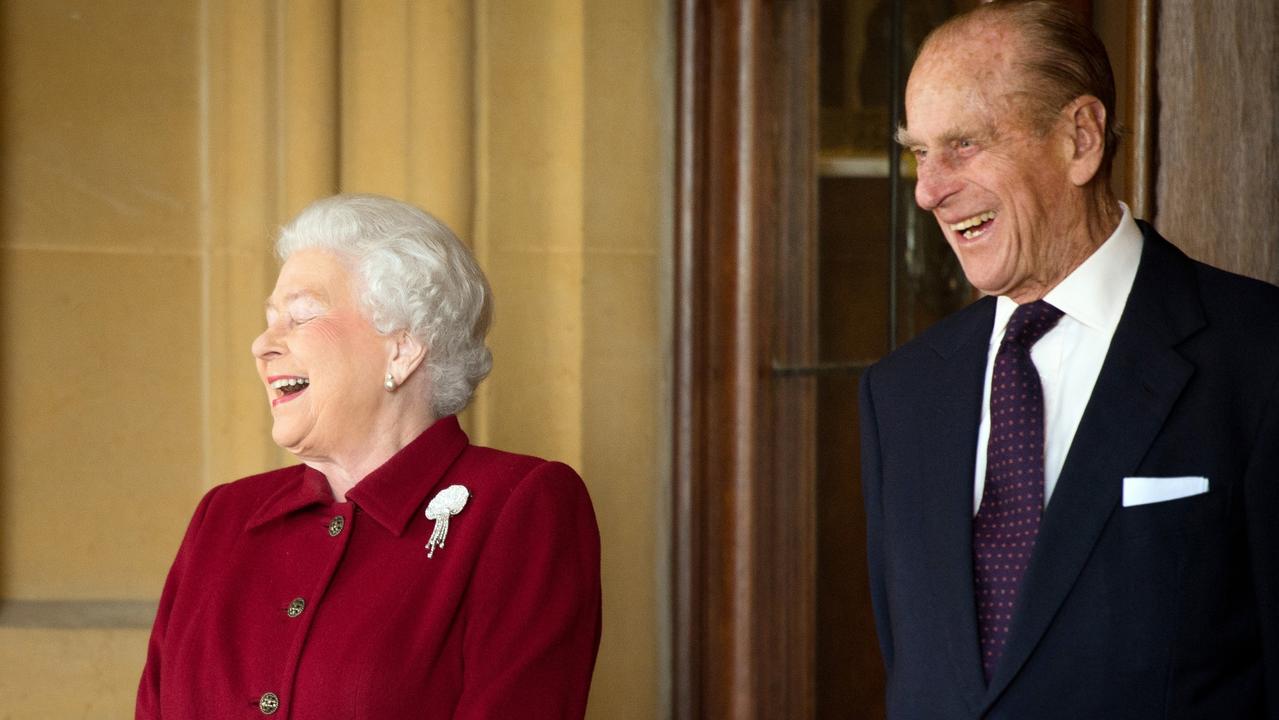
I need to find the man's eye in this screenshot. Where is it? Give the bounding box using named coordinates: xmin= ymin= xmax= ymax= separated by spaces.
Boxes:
xmin=912 ymin=148 xmax=927 ymax=160
xmin=957 ymin=138 xmax=976 ymax=150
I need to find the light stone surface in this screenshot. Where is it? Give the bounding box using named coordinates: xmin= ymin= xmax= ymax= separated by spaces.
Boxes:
xmin=0 ymin=2 xmax=665 ymax=719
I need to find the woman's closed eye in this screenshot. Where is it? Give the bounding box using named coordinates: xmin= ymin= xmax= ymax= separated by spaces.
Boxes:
xmin=283 ymin=296 xmax=327 ymax=326
xmin=263 ymin=308 xmax=317 ymax=330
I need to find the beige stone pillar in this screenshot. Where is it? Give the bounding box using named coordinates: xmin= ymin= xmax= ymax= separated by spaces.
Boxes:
xmin=471 ymin=0 xmax=587 ymax=463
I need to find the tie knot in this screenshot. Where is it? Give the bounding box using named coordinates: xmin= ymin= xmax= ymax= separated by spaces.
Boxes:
xmin=1002 ymin=300 xmax=1064 ymax=350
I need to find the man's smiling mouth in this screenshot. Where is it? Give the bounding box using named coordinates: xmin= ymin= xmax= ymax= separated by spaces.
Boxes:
xmin=950 ymin=210 xmax=997 ymax=239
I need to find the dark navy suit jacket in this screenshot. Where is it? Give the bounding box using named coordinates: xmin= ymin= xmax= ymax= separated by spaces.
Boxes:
xmin=860 ymin=223 xmax=1279 ymax=719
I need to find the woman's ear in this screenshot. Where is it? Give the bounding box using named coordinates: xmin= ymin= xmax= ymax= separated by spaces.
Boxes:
xmin=386 ymin=331 xmax=427 ymax=386
xmin=1066 ymin=95 xmax=1107 ymax=187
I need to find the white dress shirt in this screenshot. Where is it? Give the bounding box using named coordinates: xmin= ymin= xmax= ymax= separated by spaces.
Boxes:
xmin=973 ymin=204 xmax=1145 ymax=513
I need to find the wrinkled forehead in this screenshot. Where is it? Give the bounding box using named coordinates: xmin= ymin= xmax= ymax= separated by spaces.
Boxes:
xmin=903 ymin=25 xmax=1028 ymax=134
xmin=925 ymin=17 xmax=1031 ymax=87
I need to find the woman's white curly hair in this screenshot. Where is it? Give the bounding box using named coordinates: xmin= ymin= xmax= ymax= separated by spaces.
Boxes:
xmin=276 ymin=194 xmax=493 ymax=419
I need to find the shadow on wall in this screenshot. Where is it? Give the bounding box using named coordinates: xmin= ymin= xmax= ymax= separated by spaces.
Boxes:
xmin=1 ymin=7 xmax=11 ymax=605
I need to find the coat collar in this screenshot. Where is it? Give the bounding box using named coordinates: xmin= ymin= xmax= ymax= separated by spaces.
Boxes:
xmin=981 ymin=222 xmax=1205 ymax=707
xmin=245 ymin=415 xmax=470 ymax=537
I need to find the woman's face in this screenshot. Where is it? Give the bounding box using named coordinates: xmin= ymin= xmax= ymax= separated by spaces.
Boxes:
xmin=251 ymin=249 xmax=393 ymax=460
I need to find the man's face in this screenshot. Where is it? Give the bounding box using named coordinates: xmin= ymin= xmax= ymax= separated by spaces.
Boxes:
xmin=901 ymin=31 xmax=1083 ymax=302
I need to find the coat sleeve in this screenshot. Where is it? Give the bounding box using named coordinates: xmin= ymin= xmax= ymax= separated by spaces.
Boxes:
xmin=1245 ymin=372 xmax=1279 ymax=720
xmin=860 ymin=367 xmax=894 ymax=675
xmin=454 ymin=461 xmax=602 ymax=719
xmin=136 ymin=485 xmax=220 ymax=720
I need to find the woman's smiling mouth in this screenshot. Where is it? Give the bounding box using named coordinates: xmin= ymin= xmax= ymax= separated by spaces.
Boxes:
xmin=269 ymin=376 xmax=310 ymax=406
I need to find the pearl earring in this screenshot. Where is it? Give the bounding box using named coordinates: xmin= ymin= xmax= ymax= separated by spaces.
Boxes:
xmin=384 ymin=373 xmax=396 ymax=391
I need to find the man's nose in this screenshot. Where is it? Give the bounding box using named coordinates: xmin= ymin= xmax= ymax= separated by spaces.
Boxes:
xmin=914 ymin=160 xmax=960 ymax=211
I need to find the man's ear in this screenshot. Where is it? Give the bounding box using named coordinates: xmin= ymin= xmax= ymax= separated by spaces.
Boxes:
xmin=1065 ymin=95 xmax=1107 ymax=186
xmin=387 ymin=331 xmax=427 ymax=387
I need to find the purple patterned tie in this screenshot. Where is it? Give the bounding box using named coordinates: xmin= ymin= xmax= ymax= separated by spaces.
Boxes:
xmin=973 ymin=299 xmax=1064 ymax=681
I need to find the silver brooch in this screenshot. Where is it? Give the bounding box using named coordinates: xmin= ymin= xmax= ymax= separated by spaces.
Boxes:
xmin=424 ymin=485 xmax=470 ymax=558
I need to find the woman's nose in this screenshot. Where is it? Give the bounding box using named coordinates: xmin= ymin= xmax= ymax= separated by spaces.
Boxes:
xmin=251 ymin=324 xmax=282 ymax=360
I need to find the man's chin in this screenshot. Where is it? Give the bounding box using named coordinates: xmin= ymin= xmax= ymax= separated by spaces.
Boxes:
xmin=954 ymin=264 xmax=999 ymax=297
xmin=951 ymin=247 xmax=1015 ymax=297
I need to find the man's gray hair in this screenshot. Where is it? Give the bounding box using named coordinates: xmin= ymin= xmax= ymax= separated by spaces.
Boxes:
xmin=276 ymin=194 xmax=493 ymax=419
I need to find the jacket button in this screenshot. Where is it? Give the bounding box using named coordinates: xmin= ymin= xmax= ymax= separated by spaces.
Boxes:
xmin=328 ymin=515 xmax=345 ymax=536
xmin=286 ymin=597 xmax=306 ymax=618
xmin=259 ymin=692 xmax=280 ymax=714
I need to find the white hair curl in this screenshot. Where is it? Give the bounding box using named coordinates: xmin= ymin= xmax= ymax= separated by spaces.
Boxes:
xmin=276 ymin=194 xmax=493 ymax=418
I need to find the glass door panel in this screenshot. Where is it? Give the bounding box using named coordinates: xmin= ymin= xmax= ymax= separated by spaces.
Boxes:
xmin=810 ymin=1 xmax=973 ymax=717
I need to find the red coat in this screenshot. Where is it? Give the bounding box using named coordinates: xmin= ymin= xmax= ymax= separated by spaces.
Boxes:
xmin=137 ymin=416 xmax=601 ymax=719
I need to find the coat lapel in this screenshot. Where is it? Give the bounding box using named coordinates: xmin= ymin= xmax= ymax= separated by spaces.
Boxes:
xmin=918 ymin=297 xmax=996 ymax=713
xmin=983 ymin=225 xmax=1206 ymax=705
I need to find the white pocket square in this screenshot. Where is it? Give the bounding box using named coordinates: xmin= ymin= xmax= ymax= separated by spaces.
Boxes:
xmin=1122 ymin=476 xmax=1209 ymax=507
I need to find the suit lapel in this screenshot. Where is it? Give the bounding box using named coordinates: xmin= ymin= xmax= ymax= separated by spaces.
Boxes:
xmin=918 ymin=297 xmax=996 ymax=713
xmin=983 ymin=225 xmax=1206 ymax=705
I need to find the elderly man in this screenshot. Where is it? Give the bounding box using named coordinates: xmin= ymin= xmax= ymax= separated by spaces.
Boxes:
xmin=859 ymin=2 xmax=1279 ymax=718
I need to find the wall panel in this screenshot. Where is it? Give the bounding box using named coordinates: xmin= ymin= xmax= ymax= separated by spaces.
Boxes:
xmin=0 ymin=0 xmax=207 ymax=603
xmin=472 ymin=0 xmax=587 ymax=465
xmin=0 ymin=0 xmax=327 ymax=714
xmin=580 ymin=3 xmax=666 ymax=717
xmin=1155 ymin=0 xmax=1279 ymax=284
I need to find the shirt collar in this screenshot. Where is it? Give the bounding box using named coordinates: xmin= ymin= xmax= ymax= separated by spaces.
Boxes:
xmin=992 ymin=202 xmax=1144 ymax=336
xmin=245 ymin=415 xmax=470 ymax=537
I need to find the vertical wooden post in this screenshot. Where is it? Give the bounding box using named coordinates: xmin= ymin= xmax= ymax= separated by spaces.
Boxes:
xmin=672 ymin=1 xmax=818 ymax=718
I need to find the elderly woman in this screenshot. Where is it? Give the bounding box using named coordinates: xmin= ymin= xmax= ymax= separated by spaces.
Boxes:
xmin=137 ymin=194 xmax=601 ymax=718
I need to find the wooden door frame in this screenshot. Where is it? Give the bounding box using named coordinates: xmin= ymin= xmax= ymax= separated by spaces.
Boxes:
xmin=671 ymin=1 xmax=818 ymax=718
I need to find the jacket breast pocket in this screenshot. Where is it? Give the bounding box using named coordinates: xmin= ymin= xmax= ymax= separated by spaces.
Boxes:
xmin=1117 ymin=480 xmax=1227 ymax=541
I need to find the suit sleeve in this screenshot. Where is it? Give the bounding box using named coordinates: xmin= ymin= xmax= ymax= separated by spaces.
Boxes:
xmin=455 ymin=461 xmax=602 ymax=719
xmin=1245 ymin=372 xmax=1279 ymax=719
xmin=136 ymin=485 xmax=220 ymax=720
xmin=860 ymin=368 xmax=894 ymax=674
